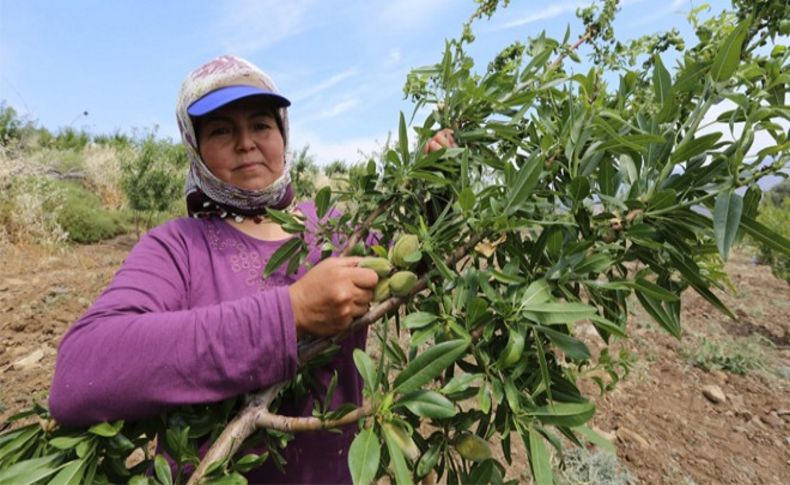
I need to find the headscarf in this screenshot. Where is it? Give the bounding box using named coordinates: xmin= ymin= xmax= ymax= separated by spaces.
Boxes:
xmin=176 ymin=55 xmax=294 ymax=219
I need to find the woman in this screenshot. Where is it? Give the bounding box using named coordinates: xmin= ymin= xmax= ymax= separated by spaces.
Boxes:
xmin=50 ymin=55 xmax=454 ymax=483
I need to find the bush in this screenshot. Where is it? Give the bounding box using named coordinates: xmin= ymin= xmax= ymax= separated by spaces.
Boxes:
xmin=50 ymin=181 xmax=130 ymax=243
xmin=756 ymin=198 xmax=790 ymax=283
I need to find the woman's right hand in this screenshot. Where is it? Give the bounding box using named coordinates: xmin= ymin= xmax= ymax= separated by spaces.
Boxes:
xmin=288 ymin=257 xmax=379 ymax=337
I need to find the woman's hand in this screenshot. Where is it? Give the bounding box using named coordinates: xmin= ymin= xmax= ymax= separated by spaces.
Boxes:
xmin=423 ymin=128 xmax=457 ymax=154
xmin=288 ymin=257 xmax=379 ymax=337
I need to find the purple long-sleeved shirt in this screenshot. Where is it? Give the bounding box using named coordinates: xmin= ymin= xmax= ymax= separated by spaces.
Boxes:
xmin=50 ymin=202 xmax=365 ymax=483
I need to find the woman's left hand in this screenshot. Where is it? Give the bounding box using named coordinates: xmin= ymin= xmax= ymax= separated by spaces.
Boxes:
xmin=423 ymin=128 xmax=457 ymax=154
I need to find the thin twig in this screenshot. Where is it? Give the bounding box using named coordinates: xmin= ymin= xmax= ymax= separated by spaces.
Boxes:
xmin=254 ymin=403 xmax=372 ymax=432
xmin=548 ymin=31 xmax=593 ymax=72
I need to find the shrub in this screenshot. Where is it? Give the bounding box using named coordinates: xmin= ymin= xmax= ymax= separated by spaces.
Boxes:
xmin=50 ymin=181 xmax=130 ymax=243
xmin=120 ymin=136 xmax=187 ymax=235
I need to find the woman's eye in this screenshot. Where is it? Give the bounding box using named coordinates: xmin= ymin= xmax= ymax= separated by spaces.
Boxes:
xmin=208 ymin=126 xmax=231 ymax=137
xmin=253 ymin=121 xmax=272 ymax=131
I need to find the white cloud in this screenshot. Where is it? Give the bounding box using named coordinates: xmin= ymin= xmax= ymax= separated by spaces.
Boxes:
xmin=217 ymin=0 xmax=315 ymax=55
xmin=311 ymin=98 xmax=360 ymax=120
xmin=290 ymin=68 xmax=357 ymax=102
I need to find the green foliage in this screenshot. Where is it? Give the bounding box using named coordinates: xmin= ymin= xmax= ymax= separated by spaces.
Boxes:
xmin=323 ymin=160 xmax=348 ymax=177
xmin=290 ymin=145 xmax=320 ymax=200
xmin=755 ymin=198 xmax=790 ymax=282
xmin=120 ymin=135 xmax=187 ymax=234
xmin=50 ymin=181 xmax=130 ymax=244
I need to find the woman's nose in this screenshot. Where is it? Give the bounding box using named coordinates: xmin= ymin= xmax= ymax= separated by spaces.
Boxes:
xmin=235 ymin=128 xmax=256 ymax=151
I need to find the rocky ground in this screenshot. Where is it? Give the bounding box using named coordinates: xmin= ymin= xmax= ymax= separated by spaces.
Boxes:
xmin=1 ymin=237 xmax=787 ymax=483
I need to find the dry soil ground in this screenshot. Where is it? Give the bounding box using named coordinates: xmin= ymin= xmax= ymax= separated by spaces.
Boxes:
xmin=0 ymin=237 xmax=788 ymax=484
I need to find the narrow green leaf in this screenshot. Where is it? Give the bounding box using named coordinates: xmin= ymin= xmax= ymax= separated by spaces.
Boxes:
xmin=523 ymin=302 xmax=597 ymax=325
xmin=382 ymin=426 xmax=413 ymax=485
xmin=0 ymin=454 xmax=62 ymax=484
xmin=669 ymin=253 xmax=734 ymax=318
xmin=402 ymin=312 xmax=438 ymax=329
xmin=48 ymin=436 xmax=86 ymax=450
xmin=713 ymin=191 xmax=743 ymax=261
xmin=505 ymin=154 xmax=542 ymax=215
xmin=653 ymin=55 xmax=672 ymax=106
xmin=568 ymin=177 xmax=590 ymax=206
xmin=739 ymin=215 xmax=790 ymax=256
xmin=630 ymin=278 xmax=679 ymax=302
xmin=315 ymin=186 xmax=331 ymax=219
xmin=711 ymin=19 xmax=749 ymax=82
xmin=397 ymin=390 xmax=456 ymax=418
xmin=394 ymin=339 xmax=469 ymax=393
xmin=528 ymin=402 xmax=595 ymax=427
xmin=574 ymin=425 xmax=616 ymax=454
xmin=537 ymin=326 xmax=591 ymax=361
xmin=588 ymin=315 xmax=627 ymax=338
xmin=154 ymin=455 xmax=173 ymax=485
xmin=349 ymin=428 xmax=380 ymax=485
xmin=48 ymin=460 xmax=85 ymax=485
xmin=263 ymin=237 xmax=302 ymax=277
xmin=353 ymin=349 xmax=376 ymax=391
xmin=528 ymin=428 xmax=554 ymax=485
xmin=670 ymin=132 xmax=722 ymax=164
xmin=399 ymin=112 xmax=409 ymax=164
xmin=635 ymin=290 xmax=681 ymax=338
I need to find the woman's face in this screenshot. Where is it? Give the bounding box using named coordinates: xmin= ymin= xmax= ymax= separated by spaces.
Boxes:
xmin=195 ymin=96 xmax=285 ymax=192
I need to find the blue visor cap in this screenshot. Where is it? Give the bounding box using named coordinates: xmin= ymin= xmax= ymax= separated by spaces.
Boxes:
xmin=187 ymin=85 xmax=291 ymax=116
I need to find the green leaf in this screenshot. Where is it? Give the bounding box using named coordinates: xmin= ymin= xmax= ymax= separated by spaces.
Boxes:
xmin=713 ymin=191 xmax=743 ymax=261
xmin=573 ymin=425 xmax=616 ymax=453
xmin=523 ymin=302 xmax=597 ymax=325
xmin=382 ymin=426 xmax=413 ymax=485
xmin=263 ymin=237 xmax=303 ymax=277
xmin=349 ymin=428 xmax=380 ymax=485
xmin=394 ymin=339 xmax=469 ymax=393
xmin=653 ymin=55 xmax=672 ymax=106
xmin=353 ymin=349 xmax=376 ymax=391
xmin=528 ymin=402 xmax=595 ymax=427
xmin=635 ymin=290 xmax=681 ymax=338
xmin=711 ymin=19 xmax=749 ymax=82
xmin=397 ymin=390 xmax=456 ymax=418
xmin=668 ymin=253 xmax=734 ymax=319
xmin=458 ymin=187 xmax=475 ymax=212
xmin=505 ymin=154 xmax=542 ymax=215
xmin=588 ymin=315 xmax=626 ymax=338
xmin=739 ymin=215 xmax=790 ymax=256
xmin=537 ymin=326 xmax=591 ymax=361
xmin=523 ymin=279 xmax=551 ymax=307
xmin=87 ymin=420 xmax=122 ymax=438
xmin=528 ymin=428 xmax=553 ymax=485
xmin=630 ymin=278 xmax=679 ymax=302
xmin=234 ymin=453 xmax=268 ymax=473
xmin=48 ymin=436 xmax=86 ymax=450
xmin=568 ymin=177 xmax=590 ymax=206
xmin=154 ymin=455 xmax=173 ymax=485
xmin=0 ymin=454 xmax=62 ymax=485
xmin=48 ymin=460 xmax=85 ymax=485
xmin=670 ymin=132 xmax=722 ymax=165
xmin=399 ymin=112 xmax=409 ymax=164
xmin=402 ymin=311 xmax=438 ymax=329
xmin=315 ymin=186 xmax=331 ymax=219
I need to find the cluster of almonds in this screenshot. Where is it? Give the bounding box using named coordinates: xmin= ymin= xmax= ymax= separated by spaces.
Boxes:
xmin=358 ymin=234 xmax=420 ymax=301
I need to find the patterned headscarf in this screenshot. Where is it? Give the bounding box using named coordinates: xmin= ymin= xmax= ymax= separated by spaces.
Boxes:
xmin=176 ymin=55 xmax=294 ymax=219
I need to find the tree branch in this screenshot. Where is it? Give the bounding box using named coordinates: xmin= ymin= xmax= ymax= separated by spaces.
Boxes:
xmin=254 ymin=403 xmax=372 ymax=432
xmin=189 ymin=231 xmax=486 ymax=483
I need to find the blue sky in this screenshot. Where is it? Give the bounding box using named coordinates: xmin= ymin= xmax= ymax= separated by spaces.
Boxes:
xmin=0 ymin=0 xmax=737 ymax=165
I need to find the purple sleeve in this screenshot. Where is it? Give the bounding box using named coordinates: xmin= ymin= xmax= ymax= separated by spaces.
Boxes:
xmin=49 ymin=223 xmax=298 ymax=427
